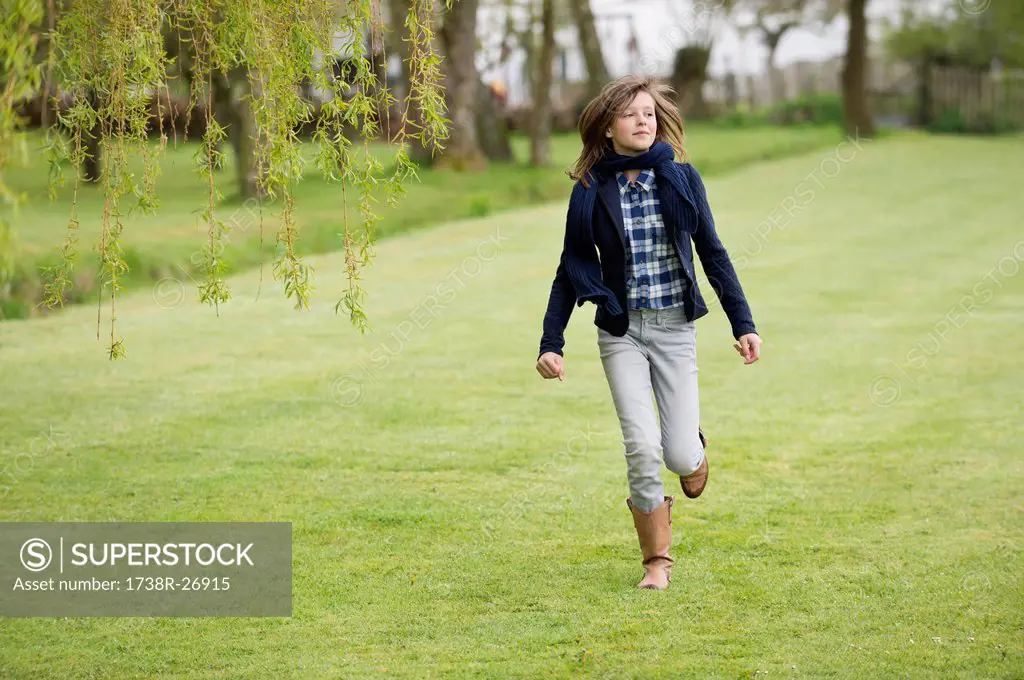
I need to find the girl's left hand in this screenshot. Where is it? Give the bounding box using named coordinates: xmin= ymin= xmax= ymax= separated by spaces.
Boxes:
xmin=734 ymin=333 xmax=762 ymax=364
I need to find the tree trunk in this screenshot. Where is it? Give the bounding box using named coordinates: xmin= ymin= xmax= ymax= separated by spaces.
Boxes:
xmin=530 ymin=0 xmax=555 ymax=166
xmin=387 ymin=0 xmax=434 ymax=165
xmin=767 ymin=45 xmax=783 ymax=105
xmin=723 ymin=71 xmax=738 ymax=111
xmin=82 ymin=121 xmax=102 ymax=184
xmin=210 ymin=71 xmax=234 ymax=171
xmin=765 ymin=31 xmax=787 ymax=105
xmin=915 ymin=56 xmax=933 ymax=127
xmin=438 ymin=0 xmax=486 ymax=171
xmin=760 ymin=23 xmax=796 ymax=106
xmin=568 ymin=0 xmax=608 ymax=102
xmin=234 ymin=71 xmax=269 ymax=199
xmin=672 ymin=46 xmax=712 ymax=120
xmin=82 ymin=89 xmax=101 ymax=183
xmin=476 ymin=78 xmax=513 ymax=162
xmin=842 ymin=0 xmax=875 ymax=137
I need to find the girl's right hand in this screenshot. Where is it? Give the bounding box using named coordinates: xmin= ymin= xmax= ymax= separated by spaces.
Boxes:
xmin=536 ymin=352 xmax=565 ymax=381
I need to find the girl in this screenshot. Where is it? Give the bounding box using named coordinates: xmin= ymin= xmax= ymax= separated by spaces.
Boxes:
xmin=535 ymin=75 xmax=762 ymax=591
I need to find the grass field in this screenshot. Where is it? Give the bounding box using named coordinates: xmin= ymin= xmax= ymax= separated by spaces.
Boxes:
xmin=1 ymin=132 xmax=1022 ymax=678
xmin=2 ymin=124 xmax=842 ymax=318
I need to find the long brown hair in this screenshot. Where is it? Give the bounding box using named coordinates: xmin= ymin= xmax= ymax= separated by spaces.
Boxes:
xmin=568 ymin=75 xmax=687 ymax=188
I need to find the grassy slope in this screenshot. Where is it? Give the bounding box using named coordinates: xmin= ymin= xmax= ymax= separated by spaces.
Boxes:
xmin=3 ymin=125 xmax=842 ymax=317
xmin=0 ymin=133 xmax=1021 ymax=678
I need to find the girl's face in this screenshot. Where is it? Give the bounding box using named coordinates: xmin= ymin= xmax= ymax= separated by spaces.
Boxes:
xmin=606 ymin=90 xmax=657 ymax=156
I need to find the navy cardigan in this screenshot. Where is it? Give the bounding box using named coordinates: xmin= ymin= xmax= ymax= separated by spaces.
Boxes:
xmin=539 ymin=163 xmax=756 ymax=358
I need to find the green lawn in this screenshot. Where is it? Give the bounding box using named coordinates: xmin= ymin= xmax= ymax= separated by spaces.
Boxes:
xmin=1 ymin=133 xmax=1022 ymax=678
xmin=3 ymin=124 xmax=843 ymax=318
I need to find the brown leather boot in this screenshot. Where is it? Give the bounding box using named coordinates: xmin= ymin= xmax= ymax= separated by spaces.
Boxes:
xmin=680 ymin=429 xmax=709 ymax=499
xmin=626 ymin=496 xmax=674 ymax=590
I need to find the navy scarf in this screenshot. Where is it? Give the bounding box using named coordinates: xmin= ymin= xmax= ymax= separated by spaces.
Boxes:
xmin=563 ymin=141 xmax=694 ymax=317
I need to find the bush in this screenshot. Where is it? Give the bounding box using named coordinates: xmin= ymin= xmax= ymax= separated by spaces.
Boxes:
xmin=928 ymin=107 xmax=1022 ymax=135
xmin=764 ymin=93 xmax=845 ymax=127
xmin=975 ymin=114 xmax=1022 ymax=134
xmin=929 ymin=107 xmax=969 ymax=134
xmin=711 ymin=93 xmax=843 ymax=128
xmin=713 ymin=109 xmax=767 ymax=128
xmin=467 ymin=194 xmax=491 ymax=218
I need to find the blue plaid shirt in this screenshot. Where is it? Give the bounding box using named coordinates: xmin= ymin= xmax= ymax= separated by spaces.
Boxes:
xmin=616 ymin=169 xmax=688 ymax=310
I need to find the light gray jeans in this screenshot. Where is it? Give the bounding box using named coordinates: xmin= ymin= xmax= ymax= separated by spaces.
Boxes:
xmin=597 ymin=306 xmax=704 ymax=513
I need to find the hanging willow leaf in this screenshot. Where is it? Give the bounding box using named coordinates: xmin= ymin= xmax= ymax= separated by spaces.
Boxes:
xmin=0 ymin=0 xmax=449 ymax=357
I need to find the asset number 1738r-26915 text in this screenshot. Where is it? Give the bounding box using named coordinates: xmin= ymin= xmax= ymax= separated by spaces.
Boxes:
xmin=125 ymin=576 xmax=230 ymax=591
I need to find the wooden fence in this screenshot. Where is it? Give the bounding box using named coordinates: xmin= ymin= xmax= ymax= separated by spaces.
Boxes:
xmin=925 ymin=66 xmax=1024 ymax=129
xmin=705 ymin=57 xmax=915 ymax=112
xmin=869 ymin=64 xmax=1024 ymax=130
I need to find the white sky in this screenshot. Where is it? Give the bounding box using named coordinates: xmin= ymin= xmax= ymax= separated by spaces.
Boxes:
xmin=591 ymin=0 xmax=913 ymax=77
xmin=479 ymin=0 xmax=949 ymax=81
xmin=479 ymin=0 xmax=959 ymax=105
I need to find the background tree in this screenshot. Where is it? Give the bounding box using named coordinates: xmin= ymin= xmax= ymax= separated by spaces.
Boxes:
xmin=759 ymin=2 xmax=804 ymax=102
xmin=884 ymin=1 xmax=1024 ymax=70
xmin=474 ymin=76 xmax=514 ymax=162
xmin=465 ymin=0 xmax=516 ymax=163
xmin=386 ymin=0 xmax=435 ymax=165
xmin=438 ymin=0 xmax=487 ymax=169
xmin=881 ymin=1 xmax=1024 ymax=127
xmin=842 ymin=0 xmax=874 ymax=137
xmin=568 ymin=0 xmax=608 ymax=102
xmin=734 ymin=0 xmax=842 ymax=104
xmin=672 ymin=46 xmax=712 ymax=118
xmin=529 ymin=0 xmax=555 ymax=166
xmin=747 ymin=0 xmax=808 ymax=103
xmin=162 ymin=20 xmax=270 ymax=200
xmin=882 ymin=6 xmax=953 ymax=127
xmin=668 ymin=0 xmax=733 ymax=119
